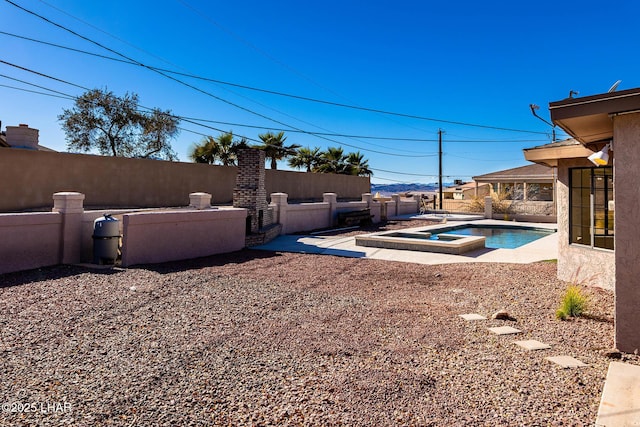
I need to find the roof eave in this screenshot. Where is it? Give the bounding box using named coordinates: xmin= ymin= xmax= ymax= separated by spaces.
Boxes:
xmin=549 ymin=87 xmax=640 ymax=145
xmin=523 ymin=144 xmax=595 ymax=167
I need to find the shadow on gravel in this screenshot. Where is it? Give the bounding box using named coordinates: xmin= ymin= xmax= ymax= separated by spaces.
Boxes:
xmin=0 ymin=264 xmax=121 ymax=289
xmin=582 ymin=313 xmax=615 ymax=324
xmin=0 ymin=250 xmax=282 ymax=287
xmin=136 ymin=249 xmax=283 ymax=275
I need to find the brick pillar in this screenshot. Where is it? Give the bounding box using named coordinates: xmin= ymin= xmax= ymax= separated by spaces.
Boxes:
xmin=233 ymin=149 xmax=269 ymax=234
xmin=52 ymin=192 xmax=84 ymax=264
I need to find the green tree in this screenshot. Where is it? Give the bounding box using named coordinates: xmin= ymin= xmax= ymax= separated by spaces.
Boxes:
xmin=189 ymin=131 xmax=249 ymax=166
xmin=288 ymin=146 xmax=321 ymax=172
xmin=345 ymin=151 xmax=373 ymax=176
xmin=189 ymin=135 xmax=218 ymax=164
xmin=256 ymin=131 xmax=300 ymax=169
xmin=316 ymin=146 xmax=347 ymax=174
xmin=59 ymin=89 xmax=179 ymax=160
xmin=138 ymin=108 xmax=179 ymax=160
xmin=215 ymin=131 xmax=238 ymax=166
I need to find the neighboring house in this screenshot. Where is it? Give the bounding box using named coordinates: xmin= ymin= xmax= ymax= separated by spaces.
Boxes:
xmin=442 ymin=181 xmax=490 ymax=200
xmin=524 ymin=87 xmax=640 ymax=353
xmin=472 ymin=163 xmax=556 ymax=202
xmin=0 ymin=124 xmax=56 ymax=152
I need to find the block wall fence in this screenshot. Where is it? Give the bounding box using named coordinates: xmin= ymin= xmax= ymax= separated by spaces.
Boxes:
xmin=0 ymin=149 xmax=370 ymax=212
xmin=0 ymin=191 xmax=419 ymax=275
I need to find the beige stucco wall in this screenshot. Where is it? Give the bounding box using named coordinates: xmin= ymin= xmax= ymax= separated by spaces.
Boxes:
xmin=0 ymin=149 xmax=370 ymax=212
xmin=280 ymin=203 xmax=332 ymax=234
xmin=120 ymin=208 xmax=246 ymax=267
xmin=397 ymin=199 xmax=419 ymax=216
xmin=266 ymin=169 xmax=369 ymax=201
xmin=0 ymin=212 xmax=62 ymax=274
xmin=612 ymin=113 xmax=640 ymax=353
xmin=555 ymin=158 xmax=615 ymax=290
xmin=0 ymin=149 xmax=237 ymax=211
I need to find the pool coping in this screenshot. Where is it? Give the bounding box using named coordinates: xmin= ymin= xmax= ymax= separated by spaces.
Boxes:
xmin=355 ymin=231 xmax=487 ymax=255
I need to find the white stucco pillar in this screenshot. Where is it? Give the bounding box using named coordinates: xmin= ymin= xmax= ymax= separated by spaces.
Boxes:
xmin=270 ymin=192 xmax=288 ymax=234
xmin=189 ymin=192 xmax=212 ymax=210
xmin=52 ymin=192 xmax=84 ymax=265
xmin=484 ymin=196 xmax=493 ymax=219
xmin=391 ymin=194 xmax=401 ymax=217
xmin=323 ymin=193 xmax=337 ymax=226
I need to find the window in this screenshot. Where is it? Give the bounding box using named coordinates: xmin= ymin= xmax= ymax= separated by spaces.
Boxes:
xmin=569 ymin=167 xmax=614 ymax=250
xmin=528 ymin=183 xmax=554 ymax=201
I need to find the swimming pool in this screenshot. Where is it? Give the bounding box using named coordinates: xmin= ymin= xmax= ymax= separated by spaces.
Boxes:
xmin=355 ymin=223 xmax=556 ymax=254
xmin=424 ymin=225 xmax=555 ymax=249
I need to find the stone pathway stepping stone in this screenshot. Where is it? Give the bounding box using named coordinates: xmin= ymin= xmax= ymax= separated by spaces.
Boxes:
xmin=513 ymin=340 xmax=551 ymax=351
xmin=459 ymin=313 xmax=487 ymax=321
xmin=596 ymin=361 xmax=640 ymax=426
xmin=488 ymin=326 xmax=521 ymax=335
xmin=545 ymin=355 xmax=587 ymax=368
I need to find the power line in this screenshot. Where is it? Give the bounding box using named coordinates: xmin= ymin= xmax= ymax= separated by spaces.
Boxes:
xmin=370 ymin=168 xmax=437 ymax=176
xmin=35 ymin=0 xmax=182 ymax=70
xmin=0 ymin=83 xmax=72 ymax=99
xmin=0 ymin=72 xmax=77 ymax=98
xmin=0 ymin=59 xmax=90 ymax=91
xmin=446 ymin=154 xmax=525 ymax=162
xmin=0 ymin=81 xmax=464 ymax=180
xmin=0 ymin=57 xmax=435 ymax=158
xmin=2 ymin=2 xmax=437 ymax=158
xmin=0 ymin=25 xmax=548 ymax=136
xmin=174 ymin=0 xmax=350 ymax=103
xmin=170 ymin=115 xmax=550 ymax=144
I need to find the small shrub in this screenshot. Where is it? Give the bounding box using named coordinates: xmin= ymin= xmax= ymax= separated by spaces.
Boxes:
xmin=556 ymin=285 xmax=589 ymax=320
xmin=468 ymin=191 xmax=513 ymax=214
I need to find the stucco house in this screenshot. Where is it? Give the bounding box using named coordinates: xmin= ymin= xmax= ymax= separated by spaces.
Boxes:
xmin=0 ymin=124 xmax=55 ymax=152
xmin=442 ymin=181 xmax=490 ymax=200
xmin=472 ymin=163 xmax=556 ymax=202
xmin=524 ymin=87 xmax=640 ymax=353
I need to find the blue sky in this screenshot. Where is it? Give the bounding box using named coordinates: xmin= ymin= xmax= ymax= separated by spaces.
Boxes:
xmin=2 ymin=0 xmax=640 ymax=184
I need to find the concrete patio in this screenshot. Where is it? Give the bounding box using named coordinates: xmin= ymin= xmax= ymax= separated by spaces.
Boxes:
xmin=253 ymin=219 xmax=558 ymax=265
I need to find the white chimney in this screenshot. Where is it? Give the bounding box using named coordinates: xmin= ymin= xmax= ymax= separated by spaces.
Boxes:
xmin=6 ymin=124 xmax=39 ymax=150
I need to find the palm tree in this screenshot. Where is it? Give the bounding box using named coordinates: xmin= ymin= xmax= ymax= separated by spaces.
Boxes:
xmin=257 ymin=131 xmax=300 ymax=169
xmin=345 ymin=151 xmax=373 ymax=177
xmin=216 ymin=131 xmax=237 ymax=166
xmin=288 ymin=146 xmax=321 ymax=172
xmin=189 ymin=135 xmax=218 ymax=164
xmin=316 ymin=146 xmax=347 ymax=174
xmin=189 ymin=131 xmax=247 ymax=165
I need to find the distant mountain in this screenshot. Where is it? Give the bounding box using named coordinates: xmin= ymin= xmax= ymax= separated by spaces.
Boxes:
xmin=370 ymin=182 xmax=453 ymax=196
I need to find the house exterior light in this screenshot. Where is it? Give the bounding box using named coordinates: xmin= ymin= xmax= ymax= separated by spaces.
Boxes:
xmin=588 ymin=143 xmax=611 ymax=166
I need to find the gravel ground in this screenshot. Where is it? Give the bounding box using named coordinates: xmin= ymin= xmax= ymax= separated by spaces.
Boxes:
xmin=1 ymin=221 xmax=636 ymax=426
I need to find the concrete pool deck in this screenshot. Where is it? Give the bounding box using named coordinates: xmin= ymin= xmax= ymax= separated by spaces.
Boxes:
xmin=253 ymin=219 xmax=558 ymax=265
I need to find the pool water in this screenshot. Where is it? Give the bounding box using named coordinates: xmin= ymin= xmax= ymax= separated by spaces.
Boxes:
xmin=428 ymin=225 xmax=554 ymax=249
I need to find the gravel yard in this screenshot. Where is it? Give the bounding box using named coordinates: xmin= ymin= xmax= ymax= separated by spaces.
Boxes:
xmin=0 ymin=221 xmax=635 ymax=426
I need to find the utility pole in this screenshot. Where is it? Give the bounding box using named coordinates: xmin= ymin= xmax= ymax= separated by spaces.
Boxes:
xmin=438 ymin=129 xmax=444 ymax=210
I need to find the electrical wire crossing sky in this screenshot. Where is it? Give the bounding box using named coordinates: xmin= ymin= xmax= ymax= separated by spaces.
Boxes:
xmin=2 ymin=0 xmax=640 ymax=183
